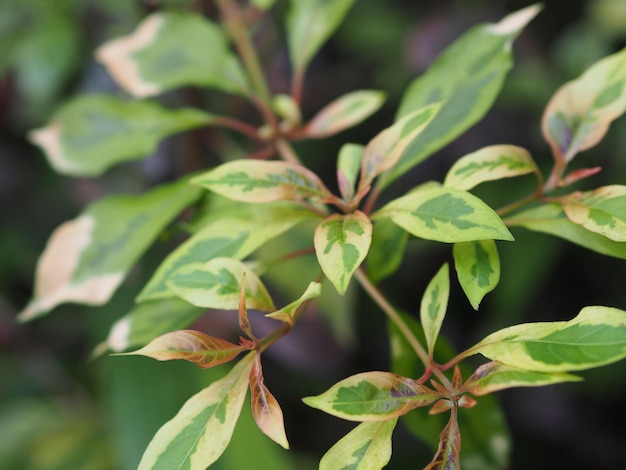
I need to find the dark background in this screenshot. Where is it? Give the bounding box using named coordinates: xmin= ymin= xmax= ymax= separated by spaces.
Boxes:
xmin=1 ymin=0 xmax=626 ymax=468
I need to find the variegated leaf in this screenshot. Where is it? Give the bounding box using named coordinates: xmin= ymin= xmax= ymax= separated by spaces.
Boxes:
xmin=103 ymin=298 xmax=203 ymax=353
xmin=466 ymin=306 xmax=626 ymax=372
xmin=420 ymin=264 xmax=450 ymax=357
xmin=542 ymin=46 xmax=626 ymax=163
xmin=504 ymin=203 xmax=626 ymax=260
xmin=303 ymin=90 xmax=385 ymax=139
xmin=249 ymin=355 xmax=289 ymax=449
xmin=463 ymin=362 xmax=582 ymax=396
xmin=167 ymin=257 xmax=275 ymax=312
xmin=192 ymin=160 xmax=333 ymax=203
xmin=19 ymin=178 xmax=201 ymax=321
xmin=28 ymin=94 xmax=213 ymax=176
xmin=96 ymin=12 xmax=249 ymax=97
xmin=286 ymin=0 xmax=356 ymax=73
xmin=319 ymin=419 xmax=397 ymax=470
xmin=443 ymin=145 xmax=537 ymax=191
xmin=314 ymin=211 xmax=373 ymax=294
xmin=375 ymin=185 xmax=513 ymax=243
xmin=138 ymin=353 xmax=255 ymax=469
xmin=302 ymin=372 xmax=439 ymax=422
xmin=562 ymin=185 xmax=626 ymax=242
xmin=119 ymin=330 xmax=247 ymax=368
xmin=385 ymin=5 xmax=540 ymax=185
xmin=424 ymin=407 xmax=461 ymax=470
xmin=359 ymin=103 xmax=440 ymax=190
xmin=138 ymin=203 xmax=316 ymax=301
xmin=337 ymin=143 xmax=364 ymax=201
xmin=265 ymin=282 xmax=321 ymax=325
xmin=453 ymin=240 xmax=500 ymax=310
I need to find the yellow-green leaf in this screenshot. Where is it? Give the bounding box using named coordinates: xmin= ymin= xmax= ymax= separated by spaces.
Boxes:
xmin=138 ymin=353 xmax=255 ymax=469
xmin=463 ymin=362 xmax=582 ymax=396
xmin=562 ymin=185 xmax=626 ymax=242
xmin=420 ymin=264 xmax=450 ymax=357
xmin=453 ymin=240 xmax=500 ymax=310
xmin=119 ymin=330 xmax=246 ymax=368
xmin=314 ymin=211 xmax=373 ymax=294
xmin=375 ymin=185 xmax=513 ymax=243
xmin=504 ymin=203 xmax=626 ymax=259
xmin=138 ymin=203 xmax=315 ymax=301
xmin=265 ymin=282 xmax=321 ymax=325
xmin=466 ymin=306 xmax=626 ymax=372
xmin=167 ymin=257 xmax=275 ymax=312
xmin=319 ymin=419 xmax=397 ymax=470
xmin=337 ymin=143 xmax=364 ymax=201
xmin=96 ymin=12 xmax=249 ymax=97
xmin=19 ymin=178 xmax=201 ymax=322
xmin=303 ymin=90 xmax=385 ymax=139
xmin=302 ymin=372 xmax=439 ymax=422
xmin=28 ymin=94 xmax=213 ymax=177
xmin=192 ymin=160 xmax=333 ymax=203
xmin=443 ymin=145 xmax=537 ymax=191
xmin=542 ymin=46 xmax=626 ymax=163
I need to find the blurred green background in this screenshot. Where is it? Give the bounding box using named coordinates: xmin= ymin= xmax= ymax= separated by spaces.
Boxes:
xmin=2 ymin=0 xmax=626 ymax=468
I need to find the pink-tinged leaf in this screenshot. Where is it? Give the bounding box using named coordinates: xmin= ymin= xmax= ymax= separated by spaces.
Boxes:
xmin=319 ymin=419 xmax=397 ymax=470
xmin=265 ymin=282 xmax=321 ymax=325
xmin=138 ymin=353 xmax=255 ymax=469
xmin=302 ymin=90 xmax=385 ymax=139
xmin=359 ymin=103 xmax=440 ymax=191
xmin=420 ymin=263 xmax=450 ymax=357
xmin=443 ymin=145 xmax=537 ymax=191
xmin=249 ymin=355 xmax=289 ymax=449
xmin=119 ymin=330 xmax=246 ymax=368
xmin=424 ymin=406 xmax=461 ymax=470
xmin=463 ymin=361 xmax=582 ymax=396
xmin=314 ymin=211 xmax=373 ymax=294
xmin=191 ymin=160 xmax=333 ymax=203
xmin=457 ymin=395 xmax=477 ymax=409
xmin=302 ymin=371 xmax=440 ymax=421
xmin=542 ymin=46 xmax=626 ymax=164
xmin=429 ymin=399 xmax=454 ymax=415
xmin=561 ymin=166 xmax=602 ymax=187
xmin=238 ymin=273 xmax=257 ymax=340
xmin=562 ymin=185 xmax=626 ymax=242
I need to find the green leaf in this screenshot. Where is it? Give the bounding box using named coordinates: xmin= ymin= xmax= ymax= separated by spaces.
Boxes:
xmin=249 ymin=356 xmax=289 ymax=449
xmin=463 ymin=362 xmax=582 ymax=396
xmin=359 ymin=104 xmax=441 ymax=190
xmin=167 ymin=257 xmax=275 ymax=312
xmin=138 ymin=202 xmax=315 ymax=301
xmin=138 ymin=353 xmax=255 ymax=469
xmin=28 ymin=94 xmax=213 ymax=176
xmin=505 ymin=203 xmax=626 ymax=260
xmin=19 ymin=178 xmax=201 ymax=322
xmin=303 ymin=90 xmax=385 ymax=139
xmin=384 ymin=5 xmax=541 ymax=186
xmin=542 ymin=46 xmax=626 ymax=163
xmin=424 ymin=407 xmax=461 ymax=470
xmin=314 ymin=211 xmax=373 ymax=294
xmin=192 ymin=160 xmax=333 ymax=203
xmin=319 ymin=419 xmax=397 ymax=470
xmin=365 ymin=218 xmax=408 ymax=283
xmin=265 ymin=282 xmax=321 ymax=325
xmin=95 ymin=12 xmax=249 ymax=97
xmin=337 ymin=143 xmax=364 ymax=201
xmin=286 ymin=0 xmax=356 ymax=73
xmin=562 ymin=185 xmax=626 ymax=242
xmin=420 ymin=264 xmax=450 ymax=357
xmin=103 ymin=298 xmax=203 ymax=353
xmin=453 ymin=240 xmax=500 ymax=310
xmin=302 ymin=372 xmax=439 ymax=422
xmin=443 ymin=145 xmax=537 ymax=191
xmin=120 ymin=330 xmax=247 ymax=368
xmin=375 ymin=186 xmax=513 ymax=243
xmin=251 ymin=0 xmax=276 ymax=10
xmin=467 ymin=306 xmax=626 ymax=372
